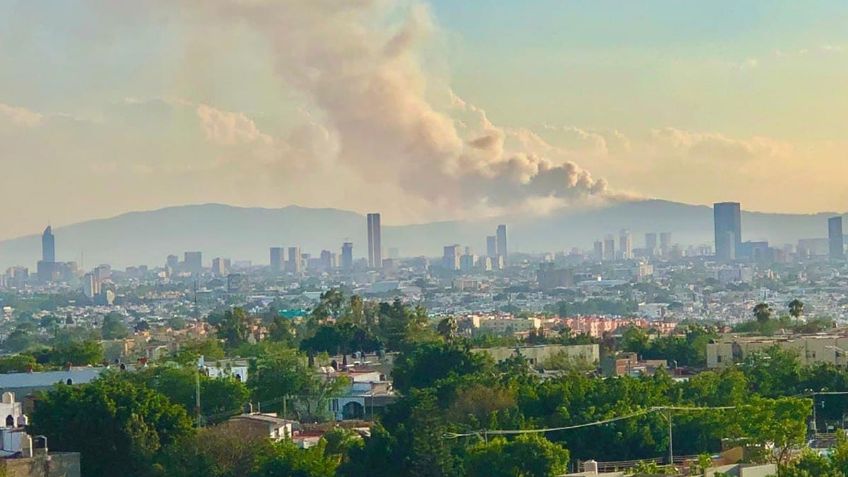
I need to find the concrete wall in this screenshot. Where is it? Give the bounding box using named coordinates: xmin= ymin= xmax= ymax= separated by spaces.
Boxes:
xmin=1 ymin=453 xmax=81 ymax=477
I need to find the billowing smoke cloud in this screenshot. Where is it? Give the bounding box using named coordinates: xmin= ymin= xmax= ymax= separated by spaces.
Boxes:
xmin=175 ymin=0 xmax=610 ymax=212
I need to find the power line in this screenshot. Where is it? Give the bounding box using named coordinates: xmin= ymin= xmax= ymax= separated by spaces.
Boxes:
xmin=443 ymin=405 xmax=736 ymax=439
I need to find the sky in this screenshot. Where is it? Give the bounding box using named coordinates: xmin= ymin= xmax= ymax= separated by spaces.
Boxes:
xmin=2 ymin=0 xmax=848 ymax=240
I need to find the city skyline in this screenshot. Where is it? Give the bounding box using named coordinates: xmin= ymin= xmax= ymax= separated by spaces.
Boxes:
xmin=4 ymin=1 xmax=848 ymax=239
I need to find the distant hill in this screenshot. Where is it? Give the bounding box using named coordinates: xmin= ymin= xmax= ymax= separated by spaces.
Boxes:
xmin=0 ymin=201 xmax=842 ymax=269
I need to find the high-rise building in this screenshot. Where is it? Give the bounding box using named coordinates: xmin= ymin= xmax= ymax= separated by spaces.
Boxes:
xmin=603 ymin=235 xmax=616 ymax=261
xmin=287 ymin=247 xmax=302 ymax=274
xmin=660 ymin=232 xmax=672 ymax=257
xmin=645 ymin=233 xmax=658 ymax=256
xmin=367 ymin=213 xmax=382 ymax=269
xmin=593 ymin=240 xmax=605 ymax=260
xmin=443 ymin=244 xmax=461 ymax=271
xmin=82 ymin=272 xmax=101 ymax=299
xmin=166 ymin=255 xmax=180 ymax=271
xmin=619 ymin=230 xmax=633 ymax=260
xmin=496 ymin=225 xmax=508 ymax=262
xmin=184 ymin=251 xmax=203 ymax=274
xmin=270 ymin=247 xmax=284 ymax=272
xmin=459 ymin=253 xmax=476 ymax=273
xmin=829 ymin=216 xmax=845 ymax=261
xmin=486 ymin=236 xmax=498 ymax=258
xmin=319 ymin=250 xmax=336 ymax=270
xmin=714 ymin=202 xmax=742 ymax=261
xmin=341 ymin=242 xmax=354 ymax=271
xmin=212 ymin=258 xmax=230 ymax=277
xmin=42 ymin=226 xmax=55 ymax=263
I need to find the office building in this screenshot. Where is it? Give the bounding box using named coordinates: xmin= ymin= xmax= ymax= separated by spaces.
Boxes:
xmin=184 ymin=252 xmax=203 ymax=274
xmin=496 ymin=225 xmax=508 ymax=262
xmin=270 ymin=247 xmax=284 ymax=272
xmin=714 ymin=202 xmax=742 ymax=261
xmin=367 ymin=213 xmax=382 ymax=269
xmin=212 ymin=258 xmax=230 ymax=277
xmin=460 ymin=253 xmax=476 ymax=273
xmin=645 ymin=233 xmax=658 ymax=256
xmin=593 ymin=240 xmax=605 ymax=261
xmin=83 ymin=272 xmax=101 ymax=299
xmin=486 ymin=235 xmax=498 ymax=258
xmin=537 ymin=263 xmax=574 ymax=291
xmin=660 ymin=232 xmax=672 ymax=257
xmin=443 ymin=244 xmax=461 ymax=271
xmin=603 ymin=235 xmax=615 ymax=261
xmin=166 ymin=255 xmax=179 ymax=271
xmin=829 ymin=216 xmax=845 ymax=261
xmin=619 ymin=230 xmax=633 ymax=260
xmin=37 ymin=225 xmax=58 ymax=282
xmin=287 ymin=247 xmax=302 ymax=274
xmin=42 ymin=226 xmax=55 ymax=263
xmin=341 ymin=242 xmax=354 ymax=271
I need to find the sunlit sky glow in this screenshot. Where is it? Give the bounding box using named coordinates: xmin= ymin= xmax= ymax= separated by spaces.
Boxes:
xmin=1 ymin=0 xmax=847 ymax=239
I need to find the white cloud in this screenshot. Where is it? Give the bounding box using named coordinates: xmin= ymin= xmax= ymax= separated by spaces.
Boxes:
xmin=0 ymin=102 xmax=43 ymax=127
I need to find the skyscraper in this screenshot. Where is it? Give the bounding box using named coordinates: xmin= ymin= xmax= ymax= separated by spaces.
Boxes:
xmin=287 ymin=246 xmax=302 ymax=273
xmin=496 ymin=225 xmax=508 ymax=262
xmin=603 ymin=235 xmax=615 ymax=261
xmin=166 ymin=254 xmax=180 ymax=270
xmin=341 ymin=242 xmax=353 ymax=271
xmin=660 ymin=232 xmax=672 ymax=257
xmin=486 ymin=235 xmax=498 ymax=258
xmin=270 ymin=247 xmax=284 ymax=272
xmin=443 ymin=244 xmax=461 ymax=271
xmin=211 ymin=258 xmax=230 ymax=277
xmin=619 ymin=229 xmax=633 ymax=260
xmin=184 ymin=251 xmax=203 ymax=274
xmin=645 ymin=233 xmax=658 ymax=256
xmin=367 ymin=213 xmax=382 ymax=269
xmin=714 ymin=202 xmax=742 ymax=261
xmin=593 ymin=240 xmax=605 ymax=260
xmin=42 ymin=226 xmax=55 ymax=263
xmin=829 ymin=216 xmax=844 ymax=261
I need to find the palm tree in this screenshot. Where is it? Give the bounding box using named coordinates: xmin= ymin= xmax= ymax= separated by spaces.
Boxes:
xmin=788 ymin=299 xmax=804 ymax=322
xmin=753 ymin=303 xmax=772 ymax=324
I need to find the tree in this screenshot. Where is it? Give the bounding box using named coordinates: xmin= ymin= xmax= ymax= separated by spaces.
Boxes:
xmin=129 ymin=367 xmax=249 ymax=425
xmin=465 ymin=434 xmax=570 ymax=477
xmin=788 ymin=299 xmax=805 ymax=322
xmin=29 ymin=373 xmax=194 ymax=477
xmin=217 ymin=308 xmax=252 ymax=349
xmin=753 ymin=303 xmax=773 ymax=324
xmin=247 ymin=346 xmax=343 ymax=421
xmin=168 ymin=315 xmax=187 ymax=330
xmin=436 ymin=317 xmax=458 ymax=342
xmin=0 ymin=354 xmax=40 ymax=373
xmin=267 ymin=316 xmax=296 ymax=345
xmin=173 ymin=339 xmax=226 ymax=366
xmin=391 ymin=342 xmax=491 ymax=394
xmin=49 ymin=339 xmax=104 ymax=366
xmin=734 ymin=396 xmax=811 ymax=467
xmin=102 ymin=312 xmax=130 ymax=339
xmin=2 ymin=323 xmax=38 ymax=353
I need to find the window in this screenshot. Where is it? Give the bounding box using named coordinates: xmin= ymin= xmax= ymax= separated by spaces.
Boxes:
xmin=5 ymin=415 xmax=14 ymax=427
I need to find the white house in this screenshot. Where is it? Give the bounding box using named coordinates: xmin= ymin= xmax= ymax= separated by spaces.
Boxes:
xmin=0 ymin=392 xmax=31 ymax=458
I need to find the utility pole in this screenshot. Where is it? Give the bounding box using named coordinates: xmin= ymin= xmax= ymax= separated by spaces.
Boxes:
xmin=664 ymin=409 xmax=674 ymax=466
xmin=195 ymin=358 xmax=202 ymax=427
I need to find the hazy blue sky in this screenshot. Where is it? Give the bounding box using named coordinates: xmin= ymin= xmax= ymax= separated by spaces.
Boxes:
xmin=2 ymin=1 xmax=847 ymax=238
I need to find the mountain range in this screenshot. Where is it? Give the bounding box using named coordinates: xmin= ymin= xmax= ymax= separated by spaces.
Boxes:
xmin=0 ymin=200 xmax=843 ymax=269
